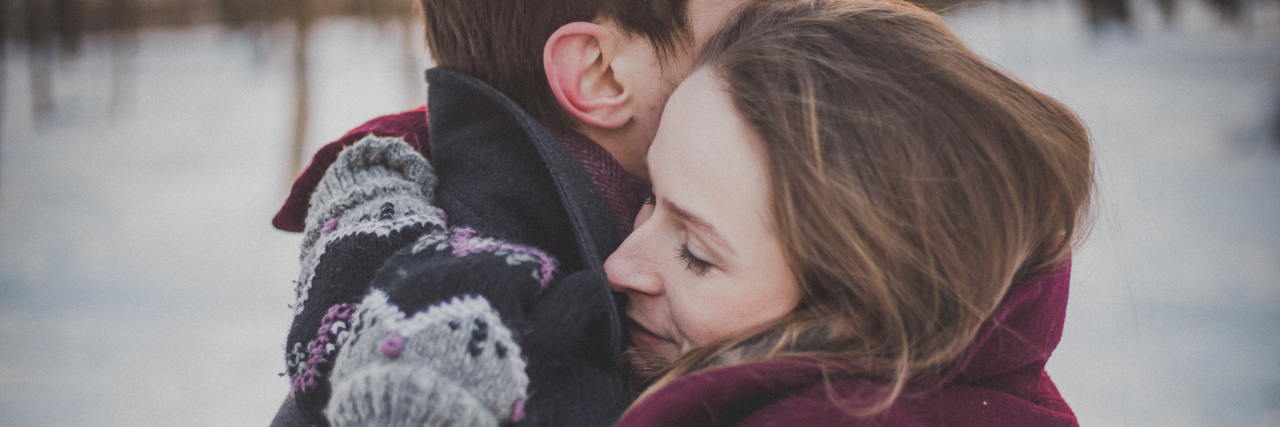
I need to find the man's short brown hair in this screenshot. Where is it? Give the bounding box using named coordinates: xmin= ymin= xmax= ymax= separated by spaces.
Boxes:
xmin=420 ymin=0 xmax=692 ymax=128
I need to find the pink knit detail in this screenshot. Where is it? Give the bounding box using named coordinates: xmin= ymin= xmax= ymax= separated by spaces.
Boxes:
xmin=548 ymin=127 xmax=648 ymax=239
xmin=322 ymin=218 xmax=339 ymax=235
xmin=380 ymin=331 xmax=405 ymax=358
xmin=291 ymin=303 xmax=358 ymax=393
xmin=448 ymin=227 xmax=558 ymax=288
xmin=511 ymin=399 xmax=526 ymax=422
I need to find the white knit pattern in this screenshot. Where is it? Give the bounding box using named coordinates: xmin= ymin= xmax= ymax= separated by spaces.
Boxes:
xmin=289 ymin=135 xmax=442 ymax=317
xmin=326 ymin=292 xmax=528 ymax=427
xmin=291 ymin=210 xmax=444 ymax=317
xmin=302 ymin=135 xmax=437 ymax=255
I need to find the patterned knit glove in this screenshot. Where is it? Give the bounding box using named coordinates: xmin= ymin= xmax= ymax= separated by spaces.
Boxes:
xmin=321 ymin=226 xmax=556 ymax=427
xmin=299 ymin=135 xmax=438 ymax=259
xmin=325 ymin=226 xmax=627 ymax=427
xmin=286 ymin=135 xmax=446 ymax=426
xmin=325 ymin=292 xmax=528 ymax=427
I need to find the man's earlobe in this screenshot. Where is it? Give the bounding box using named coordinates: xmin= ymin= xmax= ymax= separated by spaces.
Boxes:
xmin=544 ymin=22 xmax=634 ymax=129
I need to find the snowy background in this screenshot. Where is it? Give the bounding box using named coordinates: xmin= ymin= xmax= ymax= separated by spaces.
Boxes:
xmin=0 ymin=0 xmax=1277 ymax=426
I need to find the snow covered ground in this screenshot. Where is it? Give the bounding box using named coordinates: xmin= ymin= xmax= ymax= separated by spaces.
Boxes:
xmin=0 ymin=1 xmax=1276 ymax=426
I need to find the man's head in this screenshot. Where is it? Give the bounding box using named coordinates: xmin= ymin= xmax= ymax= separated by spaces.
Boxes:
xmin=420 ymin=0 xmax=748 ymax=181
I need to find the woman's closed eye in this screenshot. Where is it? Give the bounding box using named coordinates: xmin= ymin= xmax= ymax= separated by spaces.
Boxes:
xmin=677 ymin=244 xmax=713 ymax=276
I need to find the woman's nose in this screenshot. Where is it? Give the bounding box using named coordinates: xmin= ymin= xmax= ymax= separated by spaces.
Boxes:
xmin=604 ymin=224 xmax=662 ymax=296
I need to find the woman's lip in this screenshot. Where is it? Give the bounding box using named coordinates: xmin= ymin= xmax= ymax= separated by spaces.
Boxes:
xmin=628 ymin=319 xmax=674 ymax=349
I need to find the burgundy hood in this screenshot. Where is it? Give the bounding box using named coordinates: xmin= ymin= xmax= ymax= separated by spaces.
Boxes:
xmin=617 ymin=261 xmax=1077 ymax=427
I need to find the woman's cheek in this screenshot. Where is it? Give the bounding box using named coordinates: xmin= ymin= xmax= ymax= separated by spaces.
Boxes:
xmin=672 ymin=290 xmax=722 ymax=348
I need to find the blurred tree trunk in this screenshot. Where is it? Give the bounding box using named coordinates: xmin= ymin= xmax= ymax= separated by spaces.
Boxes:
xmin=1085 ymin=0 xmax=1133 ymax=29
xmin=25 ymin=0 xmax=54 ymax=121
xmin=109 ymin=0 xmax=138 ymax=119
xmin=290 ymin=0 xmax=312 ymax=178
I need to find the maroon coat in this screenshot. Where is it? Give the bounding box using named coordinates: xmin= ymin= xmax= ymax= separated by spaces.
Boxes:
xmin=617 ymin=261 xmax=1077 ymax=427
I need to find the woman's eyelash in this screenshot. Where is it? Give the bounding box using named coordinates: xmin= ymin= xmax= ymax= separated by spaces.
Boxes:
xmin=677 ymin=245 xmax=712 ymax=276
xmin=642 ymin=191 xmax=656 ymax=206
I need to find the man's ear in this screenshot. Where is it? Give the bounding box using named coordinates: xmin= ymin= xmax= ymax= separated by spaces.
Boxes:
xmin=544 ymin=22 xmax=634 ymax=129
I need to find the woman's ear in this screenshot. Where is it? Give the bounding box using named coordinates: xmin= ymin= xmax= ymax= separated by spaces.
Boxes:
xmin=544 ymin=22 xmax=635 ymax=129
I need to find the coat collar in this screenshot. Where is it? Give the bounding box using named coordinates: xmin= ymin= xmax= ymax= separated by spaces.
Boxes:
xmin=425 ymin=67 xmax=624 ymax=354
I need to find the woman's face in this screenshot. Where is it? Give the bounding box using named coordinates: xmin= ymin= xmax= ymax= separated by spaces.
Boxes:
xmin=604 ymin=69 xmax=801 ymax=361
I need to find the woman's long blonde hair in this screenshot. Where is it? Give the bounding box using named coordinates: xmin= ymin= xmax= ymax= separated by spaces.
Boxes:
xmin=627 ymin=0 xmax=1093 ymax=416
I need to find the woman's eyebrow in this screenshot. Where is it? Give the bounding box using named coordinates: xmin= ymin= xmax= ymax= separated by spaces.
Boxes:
xmin=663 ymin=199 xmax=735 ymax=257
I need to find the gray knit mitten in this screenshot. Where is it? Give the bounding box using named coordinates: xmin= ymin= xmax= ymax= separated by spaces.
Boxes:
xmin=325 ymin=291 xmax=529 ymax=427
xmin=299 ymin=134 xmax=440 ymax=270
xmin=285 ymin=135 xmax=447 ymax=425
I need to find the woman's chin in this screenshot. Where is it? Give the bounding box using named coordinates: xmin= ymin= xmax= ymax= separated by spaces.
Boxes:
xmin=646 ymin=342 xmax=682 ymax=361
xmin=629 ymin=325 xmax=682 ymax=360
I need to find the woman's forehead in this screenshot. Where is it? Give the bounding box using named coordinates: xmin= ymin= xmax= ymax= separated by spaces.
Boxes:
xmin=649 ymin=69 xmax=772 ymax=241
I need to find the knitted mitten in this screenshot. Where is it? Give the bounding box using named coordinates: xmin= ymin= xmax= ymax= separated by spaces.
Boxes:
xmin=324 ymin=226 xmax=628 ymax=427
xmin=297 ymin=134 xmax=440 ymax=272
xmin=285 ymin=135 xmax=446 ymax=425
xmin=325 ymin=292 xmax=528 ymax=427
xmin=322 ymin=226 xmax=556 ymax=427
xmin=373 ymin=227 xmax=554 ymax=318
